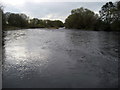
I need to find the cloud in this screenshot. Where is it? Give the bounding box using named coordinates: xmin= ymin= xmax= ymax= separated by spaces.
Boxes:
xmin=0 ymin=0 xmax=118 ymax=4
xmin=18 ymin=2 xmax=105 ymax=22
xmin=0 ymin=0 xmax=118 ymax=22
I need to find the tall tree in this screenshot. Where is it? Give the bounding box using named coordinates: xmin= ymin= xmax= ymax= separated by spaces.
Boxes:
xmin=99 ymin=2 xmax=115 ymax=24
xmin=8 ymin=13 xmax=28 ymax=27
xmin=111 ymin=1 xmax=120 ymax=30
xmin=99 ymin=1 xmax=120 ymax=31
xmin=65 ymin=7 xmax=98 ymax=29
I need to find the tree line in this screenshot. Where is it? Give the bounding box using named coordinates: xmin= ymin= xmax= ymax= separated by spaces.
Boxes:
xmin=1 ymin=12 xmax=64 ymax=30
xmin=65 ymin=1 xmax=120 ymax=31
xmin=1 ymin=1 xmax=120 ymax=31
xmin=0 ymin=5 xmax=64 ymax=30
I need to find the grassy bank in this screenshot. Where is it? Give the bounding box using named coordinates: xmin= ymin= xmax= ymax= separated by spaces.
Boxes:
xmin=3 ymin=26 xmax=60 ymax=31
xmin=3 ymin=26 xmax=23 ymax=30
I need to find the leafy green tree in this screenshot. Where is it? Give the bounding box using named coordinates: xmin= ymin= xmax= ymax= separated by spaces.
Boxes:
xmin=65 ymin=7 xmax=98 ymax=29
xmin=111 ymin=1 xmax=120 ymax=30
xmin=29 ymin=19 xmax=64 ymax=28
xmin=99 ymin=2 xmax=115 ymax=24
xmin=50 ymin=20 xmax=64 ymax=28
xmin=29 ymin=18 xmax=40 ymax=28
xmin=8 ymin=13 xmax=28 ymax=27
xmin=99 ymin=1 xmax=120 ymax=31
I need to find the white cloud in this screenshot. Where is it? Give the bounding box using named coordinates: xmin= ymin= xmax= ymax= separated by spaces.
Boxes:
xmin=0 ymin=0 xmax=118 ymax=5
xmin=0 ymin=0 xmax=118 ymax=22
xmin=1 ymin=0 xmax=26 ymax=6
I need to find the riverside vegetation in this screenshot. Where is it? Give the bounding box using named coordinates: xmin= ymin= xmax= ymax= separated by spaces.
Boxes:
xmin=1 ymin=1 xmax=120 ymax=31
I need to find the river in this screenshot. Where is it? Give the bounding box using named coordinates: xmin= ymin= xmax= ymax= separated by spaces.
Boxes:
xmin=3 ymin=28 xmax=119 ymax=88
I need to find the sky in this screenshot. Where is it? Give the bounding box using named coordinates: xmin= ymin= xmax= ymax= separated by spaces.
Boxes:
xmin=0 ymin=0 xmax=118 ymax=22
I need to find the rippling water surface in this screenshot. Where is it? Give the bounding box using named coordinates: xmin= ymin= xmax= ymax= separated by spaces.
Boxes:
xmin=3 ymin=29 xmax=119 ymax=88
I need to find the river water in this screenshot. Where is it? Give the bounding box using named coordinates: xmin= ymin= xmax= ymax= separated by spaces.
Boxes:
xmin=3 ymin=29 xmax=119 ymax=88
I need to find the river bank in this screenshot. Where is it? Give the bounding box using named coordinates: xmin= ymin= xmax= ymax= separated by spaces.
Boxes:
xmin=3 ymin=26 xmax=60 ymax=31
xmin=3 ymin=26 xmax=120 ymax=32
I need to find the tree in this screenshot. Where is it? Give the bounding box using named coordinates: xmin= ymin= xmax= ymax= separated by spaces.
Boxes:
xmin=99 ymin=1 xmax=120 ymax=31
xmin=65 ymin=7 xmax=98 ymax=29
xmin=111 ymin=1 xmax=120 ymax=30
xmin=7 ymin=13 xmax=28 ymax=27
xmin=99 ymin=2 xmax=115 ymax=24
xmin=29 ymin=18 xmax=40 ymax=28
xmin=29 ymin=18 xmax=64 ymax=28
xmin=50 ymin=20 xmax=64 ymax=28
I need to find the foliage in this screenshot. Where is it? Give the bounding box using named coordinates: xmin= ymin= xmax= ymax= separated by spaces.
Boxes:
xmin=1 ymin=1 xmax=120 ymax=31
xmin=7 ymin=13 xmax=29 ymax=27
xmin=99 ymin=1 xmax=120 ymax=31
xmin=65 ymin=1 xmax=120 ymax=31
xmin=1 ymin=3 xmax=64 ymax=30
xmin=2 ymin=12 xmax=64 ymax=29
xmin=65 ymin=7 xmax=98 ymax=30
xmin=29 ymin=19 xmax=64 ymax=28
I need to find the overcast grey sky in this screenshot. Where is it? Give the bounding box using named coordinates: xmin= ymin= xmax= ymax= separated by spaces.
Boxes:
xmin=0 ymin=0 xmax=118 ymax=22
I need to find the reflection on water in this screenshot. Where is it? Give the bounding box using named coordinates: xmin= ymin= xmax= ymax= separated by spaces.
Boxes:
xmin=3 ymin=29 xmax=119 ymax=88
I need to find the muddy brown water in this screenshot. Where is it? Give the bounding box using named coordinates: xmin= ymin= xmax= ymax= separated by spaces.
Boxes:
xmin=3 ymin=29 xmax=119 ymax=88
